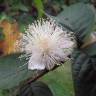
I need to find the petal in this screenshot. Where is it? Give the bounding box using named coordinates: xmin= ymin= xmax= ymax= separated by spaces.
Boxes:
xmin=28 ymin=53 xmax=45 ymax=70
xmin=28 ymin=61 xmax=45 ymax=70
xmin=59 ymin=39 xmax=74 ymax=49
xmin=43 ymin=55 xmax=55 ymax=70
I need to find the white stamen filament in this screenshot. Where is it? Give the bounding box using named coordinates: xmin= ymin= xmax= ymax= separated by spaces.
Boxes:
xmin=19 ymin=18 xmax=75 ymax=70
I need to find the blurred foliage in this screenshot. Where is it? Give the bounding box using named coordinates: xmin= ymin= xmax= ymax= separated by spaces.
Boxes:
xmin=0 ymin=0 xmax=43 ymax=24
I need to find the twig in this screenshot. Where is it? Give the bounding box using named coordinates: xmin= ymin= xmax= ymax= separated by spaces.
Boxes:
xmin=26 ymin=65 xmax=59 ymax=85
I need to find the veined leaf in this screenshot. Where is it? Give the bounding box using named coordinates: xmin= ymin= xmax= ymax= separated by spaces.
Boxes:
xmin=0 ymin=53 xmax=33 ymax=89
xmin=56 ymin=3 xmax=96 ymax=96
xmin=18 ymin=82 xmax=53 ymax=96
xmin=56 ymin=3 xmax=95 ymax=43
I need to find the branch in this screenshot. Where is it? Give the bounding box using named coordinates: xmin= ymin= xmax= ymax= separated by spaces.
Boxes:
xmin=22 ymin=65 xmax=60 ymax=86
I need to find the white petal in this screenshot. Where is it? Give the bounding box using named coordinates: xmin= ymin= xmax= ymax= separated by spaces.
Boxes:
xmin=28 ymin=61 xmax=45 ymax=70
xmin=20 ymin=18 xmax=75 ymax=70
xmin=59 ymin=39 xmax=74 ymax=49
xmin=28 ymin=51 xmax=45 ymax=70
xmin=28 ymin=58 xmax=45 ymax=70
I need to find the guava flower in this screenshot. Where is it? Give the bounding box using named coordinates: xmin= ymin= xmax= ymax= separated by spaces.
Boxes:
xmin=19 ymin=18 xmax=75 ymax=70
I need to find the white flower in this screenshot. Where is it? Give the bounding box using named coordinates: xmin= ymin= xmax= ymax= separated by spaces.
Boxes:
xmin=20 ymin=18 xmax=75 ymax=70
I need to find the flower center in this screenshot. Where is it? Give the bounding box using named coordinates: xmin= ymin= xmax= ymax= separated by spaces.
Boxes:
xmin=38 ymin=37 xmax=52 ymax=54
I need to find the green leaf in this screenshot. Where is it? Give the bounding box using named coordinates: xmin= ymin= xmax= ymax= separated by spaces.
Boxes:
xmin=56 ymin=3 xmax=95 ymax=42
xmin=18 ymin=82 xmax=53 ymax=96
xmin=55 ymin=2 xmax=96 ymax=96
xmin=72 ymin=48 xmax=96 ymax=96
xmin=71 ymin=24 xmax=96 ymax=96
xmin=34 ymin=0 xmax=44 ymax=18
xmin=41 ymin=63 xmax=74 ymax=96
xmin=0 ymin=53 xmax=34 ymax=89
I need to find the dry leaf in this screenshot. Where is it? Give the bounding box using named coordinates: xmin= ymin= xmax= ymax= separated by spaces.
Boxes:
xmin=0 ymin=20 xmax=21 ymax=55
xmin=81 ymin=32 xmax=96 ymax=48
